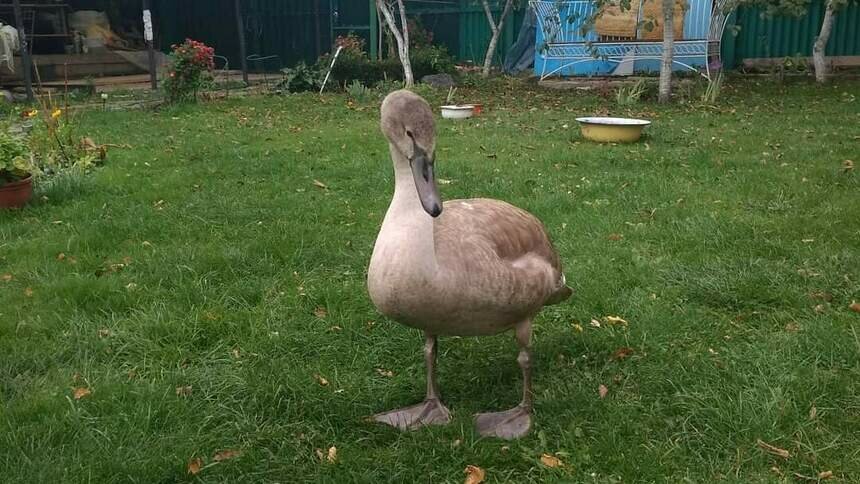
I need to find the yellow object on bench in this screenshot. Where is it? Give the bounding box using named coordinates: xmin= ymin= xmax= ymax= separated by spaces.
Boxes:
xmin=595 ymin=0 xmax=686 ymax=41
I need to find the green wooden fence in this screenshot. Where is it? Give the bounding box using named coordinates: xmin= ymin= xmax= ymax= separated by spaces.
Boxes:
xmin=153 ymin=0 xmax=858 ymax=73
xmin=408 ymin=1 xmax=527 ymax=65
xmin=723 ymin=0 xmax=860 ymax=68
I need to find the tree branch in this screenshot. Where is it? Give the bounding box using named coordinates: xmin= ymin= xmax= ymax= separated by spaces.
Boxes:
xmin=481 ymin=0 xmax=498 ymax=33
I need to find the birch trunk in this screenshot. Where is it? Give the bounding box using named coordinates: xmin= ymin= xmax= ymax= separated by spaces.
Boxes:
xmin=657 ymin=0 xmax=675 ymax=103
xmin=813 ymin=0 xmax=836 ymax=84
xmin=481 ymin=0 xmax=514 ymax=78
xmin=376 ymin=0 xmax=414 ymax=87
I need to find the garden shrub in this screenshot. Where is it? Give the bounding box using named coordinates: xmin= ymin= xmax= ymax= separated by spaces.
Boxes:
xmin=314 ymin=33 xmax=457 ymax=89
xmin=163 ymin=39 xmax=215 ymax=103
xmin=278 ymin=61 xmax=325 ymax=93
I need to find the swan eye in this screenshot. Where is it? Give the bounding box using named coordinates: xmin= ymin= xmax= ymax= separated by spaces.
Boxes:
xmin=405 ymin=129 xmax=414 ymax=139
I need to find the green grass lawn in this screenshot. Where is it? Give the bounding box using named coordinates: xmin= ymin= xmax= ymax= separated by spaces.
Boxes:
xmin=1 ymin=78 xmax=859 ymax=483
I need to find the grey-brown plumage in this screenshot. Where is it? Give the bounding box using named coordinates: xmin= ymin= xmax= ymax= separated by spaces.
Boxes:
xmin=367 ymin=90 xmax=572 ymax=439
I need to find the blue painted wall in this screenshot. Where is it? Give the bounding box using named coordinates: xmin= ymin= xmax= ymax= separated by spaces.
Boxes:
xmin=533 ymin=0 xmax=713 ymax=77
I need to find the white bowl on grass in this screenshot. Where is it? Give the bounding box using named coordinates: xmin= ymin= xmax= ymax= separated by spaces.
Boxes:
xmin=440 ymin=105 xmax=474 ymax=119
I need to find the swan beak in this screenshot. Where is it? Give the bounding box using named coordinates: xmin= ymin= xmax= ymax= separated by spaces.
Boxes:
xmin=410 ymin=149 xmax=442 ymax=218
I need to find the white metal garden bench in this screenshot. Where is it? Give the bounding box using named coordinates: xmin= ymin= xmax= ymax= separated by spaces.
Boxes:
xmin=529 ymin=0 xmax=732 ymax=80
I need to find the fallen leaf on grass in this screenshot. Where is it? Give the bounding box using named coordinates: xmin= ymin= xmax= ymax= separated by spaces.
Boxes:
xmin=793 ymin=471 xmax=834 ymax=481
xmin=572 ymin=323 xmax=583 ymax=333
xmin=756 ymin=439 xmax=790 ymax=459
xmin=464 ymin=464 xmax=486 ymax=484
xmin=784 ymin=322 xmax=801 ymax=332
xmin=315 ymin=446 xmax=337 ymax=463
xmin=313 ymin=179 xmax=328 ymax=190
xmin=95 ymin=258 xmax=131 ymax=277
xmin=24 ymin=287 xmax=33 ymax=297
xmin=607 ymin=233 xmax=623 ymax=241
xmin=605 ymin=315 xmax=628 ymax=325
xmin=809 ymin=291 xmax=833 ymax=302
xmin=73 ymin=387 xmax=91 ymax=400
xmin=313 ymin=307 xmax=327 ymax=319
xmin=598 ymin=384 xmax=609 ymax=399
xmin=202 ymin=310 xmax=220 ymax=321
xmin=540 ymin=453 xmax=563 ymax=468
xmin=80 ymin=137 xmax=108 ymax=161
xmin=849 ymin=302 xmax=860 ymax=313
xmin=213 ymin=449 xmax=241 ymax=462
xmin=1 ymin=273 xmax=12 ymax=282
xmin=842 ymin=160 xmax=854 ymax=173
xmin=187 ymin=457 xmax=203 ymax=475
xmin=376 ymin=368 xmax=394 ymax=377
xmin=611 ymin=347 xmax=634 ymax=360
xmin=176 ymin=385 xmax=192 ymax=397
xmin=314 ymin=374 xmax=329 ymax=386
xmin=98 ymin=328 xmax=111 ymax=338
xmin=809 ymin=405 xmax=817 ymax=420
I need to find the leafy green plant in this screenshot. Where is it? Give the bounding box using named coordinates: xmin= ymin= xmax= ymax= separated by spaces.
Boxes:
xmin=374 ymin=77 xmax=404 ymax=94
xmin=162 ymin=39 xmax=215 ymax=103
xmin=345 ymin=80 xmax=371 ymax=100
xmin=26 ymin=110 xmax=101 ymax=176
xmin=1 ymin=108 xmax=101 ymax=187
xmin=615 ymin=79 xmax=648 ymax=105
xmin=411 ymin=44 xmax=456 ymax=78
xmin=701 ymin=71 xmax=724 ymax=104
xmin=446 ymin=86 xmax=458 ymax=104
xmin=0 ymin=129 xmax=34 ymax=184
xmin=278 ymin=62 xmax=325 ymax=93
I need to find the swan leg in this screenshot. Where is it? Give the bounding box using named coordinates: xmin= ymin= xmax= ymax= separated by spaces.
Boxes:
xmin=475 ymin=319 xmax=533 ymax=439
xmin=373 ymin=333 xmax=451 ymax=430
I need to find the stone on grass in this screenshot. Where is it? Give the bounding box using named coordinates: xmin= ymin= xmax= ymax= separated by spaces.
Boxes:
xmin=421 ymin=73 xmax=456 ymax=89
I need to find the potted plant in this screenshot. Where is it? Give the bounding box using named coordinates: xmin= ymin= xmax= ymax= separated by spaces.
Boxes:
xmin=0 ymin=130 xmax=37 ymax=209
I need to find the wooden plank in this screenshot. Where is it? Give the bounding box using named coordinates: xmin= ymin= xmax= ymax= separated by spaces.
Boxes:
xmin=28 ymin=53 xmax=145 ymax=66
xmin=3 ymin=71 xmax=274 ymax=92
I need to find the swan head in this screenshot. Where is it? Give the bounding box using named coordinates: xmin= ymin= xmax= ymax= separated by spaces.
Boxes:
xmin=380 ymin=90 xmax=442 ymax=218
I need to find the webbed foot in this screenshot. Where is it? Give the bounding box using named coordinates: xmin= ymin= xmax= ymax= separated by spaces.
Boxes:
xmin=373 ymin=398 xmax=451 ymax=430
xmin=475 ymin=404 xmax=532 ymax=439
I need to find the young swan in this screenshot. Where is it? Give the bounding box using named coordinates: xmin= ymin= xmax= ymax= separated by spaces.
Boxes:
xmin=367 ymin=90 xmax=572 ymax=439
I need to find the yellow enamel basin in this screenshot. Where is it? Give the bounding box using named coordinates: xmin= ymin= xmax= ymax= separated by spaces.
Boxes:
xmin=576 ymin=117 xmax=651 ymax=143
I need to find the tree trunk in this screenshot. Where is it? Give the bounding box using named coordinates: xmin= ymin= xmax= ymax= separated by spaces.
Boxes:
xmin=813 ymin=0 xmax=836 ymax=84
xmin=657 ymin=0 xmax=674 ymax=103
xmin=376 ymin=0 xmax=414 ymax=87
xmin=481 ymin=0 xmax=514 ymax=78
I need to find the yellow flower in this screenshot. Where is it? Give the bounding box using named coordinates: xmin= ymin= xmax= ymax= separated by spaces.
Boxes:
xmin=51 ymin=108 xmax=62 ymax=119
xmin=23 ymin=109 xmax=38 ymax=118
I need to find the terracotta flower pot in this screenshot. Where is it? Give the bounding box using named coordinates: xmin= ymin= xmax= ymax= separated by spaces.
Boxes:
xmin=0 ymin=175 xmax=34 ymax=209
